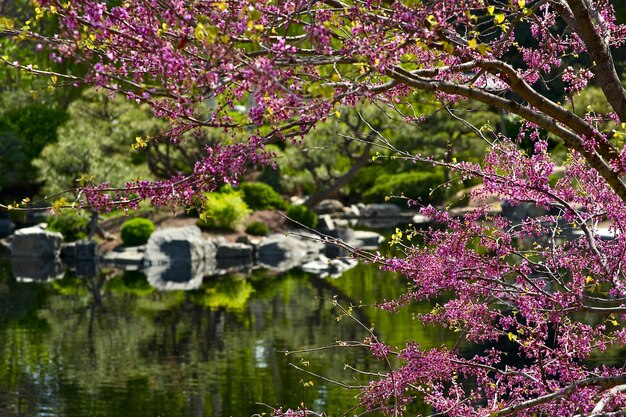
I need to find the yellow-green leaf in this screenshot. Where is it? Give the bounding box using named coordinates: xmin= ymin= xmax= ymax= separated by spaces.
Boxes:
xmin=494 ymin=13 xmax=505 ymax=24
xmin=0 ymin=16 xmax=14 ymax=30
xmin=195 ymin=23 xmax=206 ymax=41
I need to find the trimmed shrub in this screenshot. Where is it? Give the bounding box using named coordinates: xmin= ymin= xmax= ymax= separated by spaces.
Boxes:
xmin=120 ymin=217 xmax=155 ymax=246
xmin=245 ymin=221 xmax=269 ymax=236
xmin=239 ymin=182 xmax=288 ymax=210
xmin=286 ymin=204 xmax=318 ymax=229
xmin=47 ymin=210 xmax=90 ymax=242
xmin=197 ymin=190 xmax=251 ymax=230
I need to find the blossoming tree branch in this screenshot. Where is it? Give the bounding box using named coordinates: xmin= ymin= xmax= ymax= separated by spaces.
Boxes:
xmin=4 ymin=0 xmax=626 ymax=415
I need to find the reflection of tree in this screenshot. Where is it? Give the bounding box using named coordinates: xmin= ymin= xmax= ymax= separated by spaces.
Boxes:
xmin=0 ymin=265 xmax=456 ymax=417
xmin=190 ymin=275 xmax=254 ymax=312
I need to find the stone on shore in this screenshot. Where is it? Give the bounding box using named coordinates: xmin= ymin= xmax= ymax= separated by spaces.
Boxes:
xmin=11 ymin=226 xmax=62 ymax=259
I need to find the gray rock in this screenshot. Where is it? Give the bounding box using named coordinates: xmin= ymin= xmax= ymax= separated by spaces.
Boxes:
xmin=145 ymin=226 xmax=216 ymax=265
xmin=0 ymin=219 xmax=15 ymax=238
xmin=412 ymin=214 xmax=431 ymax=225
xmin=314 ymin=199 xmax=345 ymax=215
xmin=76 ymin=240 xmax=98 ymax=260
xmin=317 ymin=214 xmax=335 ymax=232
xmin=360 ymin=203 xmax=402 ymax=218
xmin=11 ymin=226 xmax=62 ymax=259
xmin=348 ymin=230 xmax=385 ymax=250
xmin=0 ymin=239 xmax=10 ymax=259
xmin=258 ymin=233 xmax=324 ymax=272
xmin=60 ymin=242 xmax=76 ymax=259
xmin=101 ymin=246 xmax=146 ymax=270
xmin=235 ymin=235 xmax=262 ymax=246
xmin=321 ymin=227 xmax=355 ymax=258
xmin=501 ymin=201 xmax=548 ymax=222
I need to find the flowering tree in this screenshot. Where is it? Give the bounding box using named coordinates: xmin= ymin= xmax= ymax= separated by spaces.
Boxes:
xmin=5 ymin=0 xmax=626 ymax=415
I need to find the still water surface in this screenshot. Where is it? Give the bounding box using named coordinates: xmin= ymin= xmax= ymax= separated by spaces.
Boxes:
xmin=0 ymin=259 xmax=456 ymax=417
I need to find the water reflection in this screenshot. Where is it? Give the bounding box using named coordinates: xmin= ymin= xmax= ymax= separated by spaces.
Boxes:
xmin=0 ymin=258 xmax=456 ymax=417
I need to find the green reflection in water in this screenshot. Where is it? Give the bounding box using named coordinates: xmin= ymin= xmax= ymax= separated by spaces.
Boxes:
xmin=0 ymin=258 xmax=457 ymax=417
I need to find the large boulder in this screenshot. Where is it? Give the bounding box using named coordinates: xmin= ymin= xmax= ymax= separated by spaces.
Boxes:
xmin=11 ymin=226 xmax=62 ymax=259
xmin=145 ymin=226 xmax=216 ymax=265
xmin=348 ymin=230 xmax=384 ymax=250
xmin=313 ymin=199 xmax=346 ymax=215
xmin=257 ymin=233 xmax=324 ymax=272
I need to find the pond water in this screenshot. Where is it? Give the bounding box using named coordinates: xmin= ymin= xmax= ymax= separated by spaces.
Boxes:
xmin=0 ymin=257 xmax=457 ymax=417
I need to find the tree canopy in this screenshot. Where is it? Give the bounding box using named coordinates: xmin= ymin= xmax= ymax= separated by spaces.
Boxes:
xmin=4 ymin=1 xmax=626 ymax=416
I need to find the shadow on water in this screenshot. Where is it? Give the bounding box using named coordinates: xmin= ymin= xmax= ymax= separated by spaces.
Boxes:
xmin=0 ymin=255 xmax=459 ymax=417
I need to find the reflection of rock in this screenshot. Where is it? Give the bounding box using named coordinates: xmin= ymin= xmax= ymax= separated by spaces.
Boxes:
xmin=257 ymin=233 xmax=324 ymax=272
xmin=215 ymin=242 xmax=254 ymax=273
xmin=0 ymin=219 xmax=15 ymax=238
xmin=145 ymin=226 xmax=216 ymax=265
xmin=145 ymin=260 xmax=206 ymax=291
xmin=216 ymin=242 xmax=253 ymax=263
xmin=11 ymin=226 xmax=62 ymax=259
xmin=12 ymin=256 xmax=63 ymax=282
xmin=301 ymin=255 xmax=358 ymax=278
xmin=101 ymin=246 xmax=146 ymax=270
xmin=348 ymin=230 xmax=385 ymax=250
xmin=0 ymin=239 xmax=10 ymax=259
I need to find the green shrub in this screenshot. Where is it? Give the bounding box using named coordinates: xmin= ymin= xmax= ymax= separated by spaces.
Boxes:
xmin=286 ymin=204 xmax=318 ymax=229
xmin=197 ymin=190 xmax=251 ymax=230
xmin=239 ymin=182 xmax=288 ymax=210
xmin=120 ymin=217 xmax=155 ymax=246
xmin=245 ymin=221 xmax=269 ymax=236
xmin=47 ymin=210 xmax=90 ymax=242
xmin=362 ymin=169 xmax=448 ymax=205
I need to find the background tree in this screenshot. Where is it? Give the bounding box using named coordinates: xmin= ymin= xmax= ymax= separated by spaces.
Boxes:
xmin=33 ymin=88 xmax=162 ymax=197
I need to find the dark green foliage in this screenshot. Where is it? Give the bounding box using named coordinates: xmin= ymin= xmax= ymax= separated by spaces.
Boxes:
xmin=348 ymin=165 xmax=389 ymax=198
xmin=120 ymin=218 xmax=155 ymax=246
xmin=47 ymin=210 xmax=90 ymax=242
xmin=286 ymin=205 xmax=318 ymax=229
xmin=239 ymin=182 xmax=288 ymax=210
xmin=0 ymin=101 xmax=67 ymax=201
xmin=0 ymin=103 xmax=67 ymax=159
xmin=362 ymin=169 xmax=448 ymax=205
xmin=0 ymin=131 xmax=34 ymax=192
xmin=245 ymin=221 xmax=269 ymax=236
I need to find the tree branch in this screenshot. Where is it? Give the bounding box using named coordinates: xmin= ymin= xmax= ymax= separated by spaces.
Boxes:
xmin=566 ymin=0 xmax=626 ymax=122
xmin=386 ymin=67 xmax=626 ymax=204
xmin=485 ymin=374 xmax=626 ymax=417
